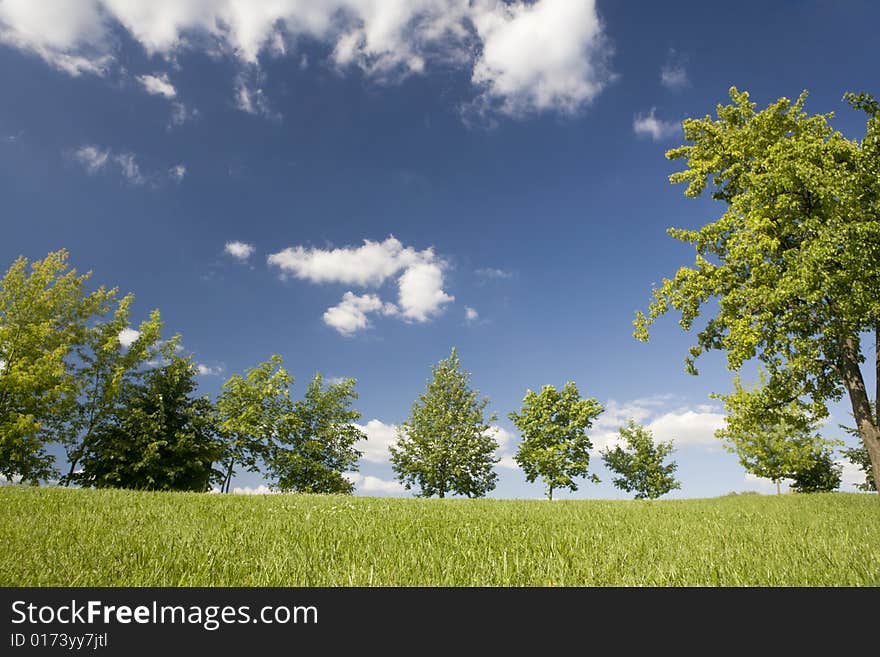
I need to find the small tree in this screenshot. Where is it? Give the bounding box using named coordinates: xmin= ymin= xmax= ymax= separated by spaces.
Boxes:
xmin=508 ymin=381 xmax=603 ymax=500
xmin=790 ymin=447 xmax=842 ymax=493
xmin=55 ymin=301 xmax=167 ymax=485
xmin=216 ymin=355 xmax=293 ymax=493
xmin=390 ymin=348 xmax=498 ymax=498
xmin=73 ymin=356 xmax=222 ymax=491
xmin=715 ymin=375 xmax=835 ymax=495
xmin=268 ymin=373 xmax=365 ymax=494
xmin=601 ymin=420 xmax=681 ymax=500
xmin=0 ymin=250 xmax=114 ymax=483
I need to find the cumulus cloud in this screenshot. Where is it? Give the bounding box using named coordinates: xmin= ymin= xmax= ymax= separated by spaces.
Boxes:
xmin=268 ymin=236 xmax=426 ymax=287
xmin=633 ymin=108 xmax=680 ymax=141
xmin=0 ymin=0 xmax=613 ymax=121
xmin=591 ymin=396 xmax=724 ymax=452
xmin=397 ymin=262 xmax=454 ymax=322
xmin=323 ymin=292 xmax=397 ymax=336
xmin=118 ymin=327 xmax=140 ymax=347
xmin=224 ymin=241 xmax=255 ymax=261
xmin=838 ymin=458 xmax=869 ymax=491
xmin=268 ymin=236 xmax=453 ymax=335
xmin=469 ymin=0 xmax=612 ymax=118
xmin=344 ymin=472 xmax=406 ymax=494
xmin=354 ymin=419 xmax=399 ymax=463
xmin=465 ymin=306 xmax=479 ymax=322
xmin=196 ymin=363 xmax=224 ymax=376
xmin=137 ymin=72 xmax=176 ymax=98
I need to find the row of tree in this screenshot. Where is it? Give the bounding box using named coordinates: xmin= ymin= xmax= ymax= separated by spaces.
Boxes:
xmin=7 ymin=84 xmax=880 ymax=499
xmin=0 ymin=250 xmax=871 ymax=499
xmin=0 ymin=251 xmax=365 ymax=493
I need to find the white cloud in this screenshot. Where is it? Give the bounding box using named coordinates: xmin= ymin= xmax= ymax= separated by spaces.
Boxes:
xmin=633 ymin=108 xmax=680 ymax=141
xmin=73 ymin=145 xmax=109 ymax=173
xmin=591 ymin=395 xmax=724 ymax=452
xmin=0 ymin=1 xmax=613 ymax=121
xmin=0 ymin=0 xmax=111 ymax=76
xmin=224 ymin=240 xmax=255 ymax=261
xmin=137 ymin=72 xmax=176 ymax=98
xmin=354 ymin=419 xmax=399 ymax=463
xmin=465 ymin=306 xmax=479 ymax=322
xmin=397 ymin=262 xmax=454 ymax=322
xmin=744 ymin=472 xmax=789 ymax=493
xmin=267 ymin=236 xmax=426 ymax=287
xmin=234 ymin=72 xmax=279 ymax=120
xmin=269 ymin=236 xmax=452 ymax=334
xmin=469 ymin=0 xmax=612 ymax=118
xmin=231 ymin=484 xmax=276 ymax=495
xmin=476 ymin=267 xmax=512 ymax=279
xmin=648 ymin=409 xmax=725 ymax=448
xmin=487 ymin=425 xmax=514 ymax=451
xmin=118 ymin=327 xmax=140 ymax=347
xmin=323 ymin=292 xmax=393 ymax=336
xmin=660 ymin=49 xmax=688 ymax=90
xmin=344 ymin=472 xmax=406 ymax=494
xmin=169 ymin=164 xmax=186 ymax=182
xmin=72 ymin=144 xmax=182 ymax=186
xmin=114 ymin=152 xmax=144 ymax=184
xmin=838 ymin=458 xmax=868 ymax=491
xmin=497 ymin=455 xmax=519 ymax=470
xmin=169 ymin=101 xmax=197 ymax=127
xmin=196 ymin=363 xmax=223 ymax=376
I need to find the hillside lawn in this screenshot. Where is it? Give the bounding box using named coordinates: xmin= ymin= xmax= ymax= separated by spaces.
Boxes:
xmin=1 ymin=487 xmax=878 ymax=586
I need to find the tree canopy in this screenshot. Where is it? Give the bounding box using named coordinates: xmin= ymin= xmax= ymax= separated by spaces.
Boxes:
xmin=0 ymin=250 xmax=114 ymax=483
xmin=268 ymin=373 xmax=365 ymax=494
xmin=509 ymin=381 xmax=603 ymax=500
xmin=634 ymin=87 xmax=880 ymax=492
xmin=600 ymin=420 xmax=681 ymax=500
xmin=73 ymin=356 xmax=222 ymax=491
xmin=390 ymin=348 xmax=498 ymax=498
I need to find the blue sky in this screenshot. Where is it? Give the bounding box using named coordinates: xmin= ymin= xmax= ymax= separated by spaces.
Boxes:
xmin=1 ymin=0 xmax=876 ymax=497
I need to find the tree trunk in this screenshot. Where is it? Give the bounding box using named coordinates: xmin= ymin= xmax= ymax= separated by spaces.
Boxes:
xmin=775 ymin=479 xmax=781 ymax=496
xmin=548 ymin=486 xmax=553 ymax=501
xmin=222 ymin=459 xmax=235 ymax=494
xmin=838 ymin=336 xmax=880 ymax=493
xmin=64 ymin=457 xmax=79 ymax=487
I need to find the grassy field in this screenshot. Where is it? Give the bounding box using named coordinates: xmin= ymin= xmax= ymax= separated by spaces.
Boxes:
xmin=1 ymin=486 xmax=878 ymax=586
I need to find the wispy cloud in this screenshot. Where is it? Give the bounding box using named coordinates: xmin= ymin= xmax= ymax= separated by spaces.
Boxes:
xmin=660 ymin=49 xmax=689 ymax=90
xmin=71 ymin=144 xmax=184 ymax=186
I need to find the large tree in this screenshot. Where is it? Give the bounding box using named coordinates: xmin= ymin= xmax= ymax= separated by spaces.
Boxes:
xmin=390 ymin=348 xmax=498 ymax=498
xmin=601 ymin=420 xmax=681 ymax=500
xmin=0 ymin=250 xmax=114 ymax=483
xmin=634 ymin=88 xmax=880 ymax=492
xmin=508 ymin=381 xmax=603 ymax=500
xmin=73 ymin=356 xmax=222 ymax=491
xmin=215 ymin=355 xmax=293 ymax=493
xmin=268 ymin=373 xmax=365 ymax=494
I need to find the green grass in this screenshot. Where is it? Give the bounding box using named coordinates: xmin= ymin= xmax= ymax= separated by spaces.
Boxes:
xmin=1 ymin=486 xmax=878 ymax=586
